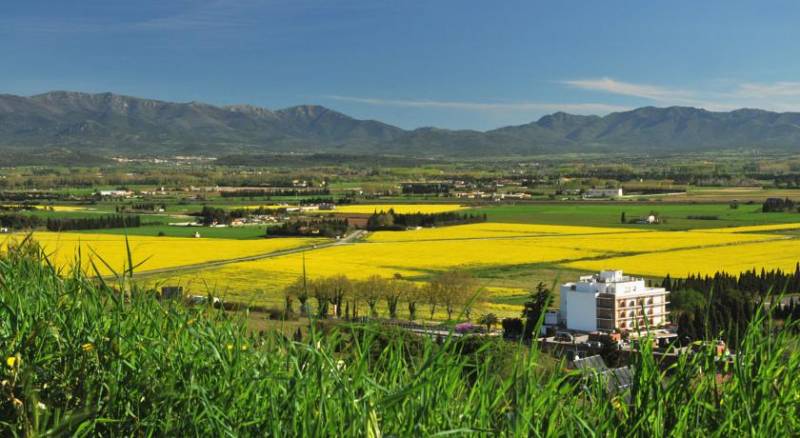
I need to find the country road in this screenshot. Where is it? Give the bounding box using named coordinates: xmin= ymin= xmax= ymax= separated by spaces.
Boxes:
xmin=119 ymin=229 xmax=367 ymax=280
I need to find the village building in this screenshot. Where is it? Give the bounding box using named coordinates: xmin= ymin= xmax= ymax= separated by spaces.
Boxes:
xmin=583 ymin=188 xmax=623 ymax=198
xmin=98 ymin=189 xmax=133 ymax=198
xmin=559 ymin=270 xmax=669 ymax=332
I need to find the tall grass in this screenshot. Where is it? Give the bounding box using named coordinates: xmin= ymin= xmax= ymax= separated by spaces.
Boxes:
xmin=1 ymin=241 xmax=798 ymax=436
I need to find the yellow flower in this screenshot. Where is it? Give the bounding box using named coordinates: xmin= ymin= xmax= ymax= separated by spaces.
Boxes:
xmin=5 ymin=356 xmax=17 ymax=368
xmin=240 ymin=345 xmax=248 ymax=351
xmin=81 ymin=343 xmax=95 ymax=353
xmin=226 ymin=344 xmax=234 ymax=351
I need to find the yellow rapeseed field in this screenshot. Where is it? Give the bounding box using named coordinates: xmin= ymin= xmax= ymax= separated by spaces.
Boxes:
xmin=566 ymin=239 xmax=800 ymax=277
xmin=9 ymin=219 xmax=800 ymax=318
xmin=702 ymin=223 xmax=800 ymax=234
xmin=1 ymin=232 xmax=322 ymax=275
xmin=366 ymin=222 xmax=641 ymax=242
xmin=151 ymin=236 xmax=609 ymax=297
xmin=0 ymin=205 xmax=88 ymax=212
xmin=527 ymin=230 xmax=785 ymax=254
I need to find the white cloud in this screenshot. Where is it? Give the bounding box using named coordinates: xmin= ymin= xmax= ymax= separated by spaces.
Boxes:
xmin=734 ymin=82 xmax=800 ymax=98
xmin=321 ymin=95 xmax=628 ymax=114
xmin=561 ymin=77 xmax=695 ymax=101
xmin=561 ymin=77 xmax=800 ymax=112
xmin=334 ymin=78 xmax=800 ymax=119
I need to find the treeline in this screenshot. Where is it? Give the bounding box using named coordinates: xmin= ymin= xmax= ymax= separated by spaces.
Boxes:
xmin=116 ymin=203 xmax=166 ymax=212
xmin=664 ymin=265 xmax=800 ymax=344
xmin=215 ymin=152 xmax=437 ymax=167
xmin=367 ymin=209 xmax=487 ymax=231
xmin=299 ymin=197 xmax=355 ymax=205
xmin=402 ymin=183 xmax=451 ymax=194
xmin=283 ymin=270 xmax=484 ymax=321
xmin=46 ymin=215 xmax=141 ymax=231
xmin=220 ymin=188 xmax=330 ymax=198
xmin=267 ymin=218 xmax=349 ymax=238
xmin=0 ymin=191 xmax=76 ymax=202
xmin=762 ymin=197 xmax=797 ymax=213
xmin=195 ymin=205 xmax=281 ymax=226
xmin=0 ymin=213 xmax=43 ymax=230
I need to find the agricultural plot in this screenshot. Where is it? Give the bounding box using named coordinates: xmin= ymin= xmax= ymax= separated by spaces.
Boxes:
xmin=8 ymin=205 xmax=800 ymax=319
xmin=475 ymin=203 xmax=800 ymax=230
xmin=566 ymin=239 xmax=800 ymax=278
xmin=329 ymin=204 xmax=466 ymax=214
xmin=365 ymin=222 xmax=640 ymax=242
xmin=145 ymin=220 xmax=800 ymax=317
xmin=1 ymin=232 xmax=323 ymax=275
xmin=150 ymin=237 xmax=607 ymax=292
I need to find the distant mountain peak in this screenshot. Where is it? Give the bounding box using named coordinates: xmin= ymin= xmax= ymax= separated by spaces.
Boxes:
xmin=3 ymin=90 xmax=800 ymax=156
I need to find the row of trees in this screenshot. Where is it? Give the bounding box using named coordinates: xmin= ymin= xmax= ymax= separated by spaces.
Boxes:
xmin=297 ymin=197 xmax=351 ymax=206
xmin=367 ymin=209 xmax=487 ymax=231
xmin=267 ymin=218 xmax=350 ymax=238
xmin=0 ymin=213 xmax=44 ymax=230
xmin=195 ymin=205 xmax=291 ymax=226
xmin=116 ymin=203 xmax=166 ymax=213
xmin=762 ymin=197 xmax=797 ymax=213
xmin=283 ymin=270 xmax=483 ymax=321
xmin=665 ymin=266 xmax=800 ymax=344
xmin=220 ymin=188 xmax=330 ymax=198
xmin=45 ymin=215 xmax=141 ymax=232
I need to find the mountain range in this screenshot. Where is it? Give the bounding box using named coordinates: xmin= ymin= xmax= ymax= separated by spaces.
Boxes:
xmin=3 ymin=91 xmax=800 ymax=157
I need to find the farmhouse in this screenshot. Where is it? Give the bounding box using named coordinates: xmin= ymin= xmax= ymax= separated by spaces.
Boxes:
xmin=583 ymin=188 xmax=623 ymax=198
xmin=98 ymin=189 xmax=132 ymax=198
xmin=559 ymin=270 xmax=669 ymax=332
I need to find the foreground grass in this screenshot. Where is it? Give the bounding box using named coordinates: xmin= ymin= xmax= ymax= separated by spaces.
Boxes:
xmin=1 ymin=244 xmax=799 ymax=435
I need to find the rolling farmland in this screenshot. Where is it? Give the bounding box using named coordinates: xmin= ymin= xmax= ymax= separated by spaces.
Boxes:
xmin=126 ymin=218 xmax=800 ymax=316
xmin=5 ymin=203 xmax=800 ymax=317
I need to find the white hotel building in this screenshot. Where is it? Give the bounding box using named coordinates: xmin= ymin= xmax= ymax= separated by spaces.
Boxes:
xmin=559 ymin=270 xmax=669 ymax=332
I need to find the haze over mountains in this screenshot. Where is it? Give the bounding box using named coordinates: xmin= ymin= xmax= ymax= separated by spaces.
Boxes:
xmin=3 ymin=91 xmax=800 ymax=158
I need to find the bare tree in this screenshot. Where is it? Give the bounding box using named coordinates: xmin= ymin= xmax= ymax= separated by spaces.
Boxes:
xmin=309 ymin=278 xmax=330 ymax=318
xmin=285 ymin=276 xmax=310 ymax=316
xmin=424 ymin=282 xmax=441 ymax=320
xmin=321 ymin=275 xmax=352 ymax=318
xmin=404 ymin=282 xmax=421 ymax=321
xmin=384 ymin=278 xmax=414 ymax=319
xmin=431 ymin=270 xmax=480 ymax=320
xmin=478 ymin=313 xmax=499 ymax=331
xmin=356 ymin=275 xmax=386 ymax=318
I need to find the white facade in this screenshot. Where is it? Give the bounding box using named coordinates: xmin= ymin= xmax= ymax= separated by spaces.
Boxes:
xmin=98 ymin=190 xmax=131 ymax=197
xmin=560 ymin=270 xmax=669 ymax=332
xmin=584 ymin=188 xmax=623 ymax=198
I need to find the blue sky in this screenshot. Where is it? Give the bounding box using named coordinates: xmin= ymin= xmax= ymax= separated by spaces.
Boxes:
xmin=3 ymin=0 xmax=800 ymax=130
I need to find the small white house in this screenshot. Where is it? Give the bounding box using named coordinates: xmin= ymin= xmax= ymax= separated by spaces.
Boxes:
xmin=584 ymin=188 xmax=623 ymax=198
xmin=98 ymin=190 xmax=132 ymax=198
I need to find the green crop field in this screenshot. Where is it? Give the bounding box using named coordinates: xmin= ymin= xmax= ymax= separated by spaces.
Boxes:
xmin=74 ymin=224 xmax=270 ymax=239
xmin=476 ymin=203 xmax=800 ymax=230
